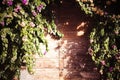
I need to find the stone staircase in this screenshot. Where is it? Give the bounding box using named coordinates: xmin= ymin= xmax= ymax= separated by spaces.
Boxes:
xmin=20 ymin=0 xmax=100 ymax=80
xmin=55 ymin=0 xmax=100 ymax=80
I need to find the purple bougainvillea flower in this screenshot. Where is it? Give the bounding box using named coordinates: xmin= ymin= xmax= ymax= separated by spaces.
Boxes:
xmin=2 ymin=0 xmax=13 ymax=6
xmin=7 ymin=0 xmax=13 ymax=6
xmin=29 ymin=22 xmax=35 ymax=27
xmin=0 ymin=21 xmax=5 ymax=26
xmin=109 ymin=67 xmax=113 ymax=72
xmin=2 ymin=0 xmax=6 ymax=4
xmin=112 ymin=45 xmax=117 ymax=49
xmin=44 ymin=51 xmax=47 ymax=55
xmin=101 ymin=60 xmax=106 ymax=66
xmin=14 ymin=5 xmax=21 ymax=12
xmin=88 ymin=47 xmax=93 ymax=56
xmin=32 ymin=10 xmax=37 ymax=16
xmin=37 ymin=4 xmax=44 ymax=12
xmin=104 ymin=12 xmax=108 ymax=15
xmin=115 ymin=53 xmax=120 ymax=60
xmin=22 ymin=0 xmax=28 ymax=5
xmin=115 ymin=30 xmax=119 ymax=35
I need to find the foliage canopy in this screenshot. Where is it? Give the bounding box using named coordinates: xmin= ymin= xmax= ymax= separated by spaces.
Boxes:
xmin=0 ymin=0 xmax=62 ymax=80
xmin=77 ymin=0 xmax=120 ymax=79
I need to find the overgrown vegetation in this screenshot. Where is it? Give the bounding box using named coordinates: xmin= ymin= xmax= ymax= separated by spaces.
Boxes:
xmin=0 ymin=0 xmax=120 ymax=80
xmin=0 ymin=0 xmax=62 ymax=80
xmin=77 ymin=0 xmax=120 ymax=79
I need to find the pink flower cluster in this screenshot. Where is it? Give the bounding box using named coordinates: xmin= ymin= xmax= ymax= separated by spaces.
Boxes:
xmin=22 ymin=0 xmax=28 ymax=5
xmin=88 ymin=47 xmax=93 ymax=56
xmin=2 ymin=0 xmax=13 ymax=6
xmin=14 ymin=5 xmax=21 ymax=12
xmin=109 ymin=67 xmax=113 ymax=72
xmin=31 ymin=4 xmax=44 ymax=16
xmin=32 ymin=10 xmax=37 ymax=16
xmin=112 ymin=45 xmax=117 ymax=49
xmin=2 ymin=0 xmax=29 ymax=6
xmin=29 ymin=22 xmax=35 ymax=27
xmin=101 ymin=60 xmax=106 ymax=66
xmin=2 ymin=0 xmax=44 ymax=17
xmin=0 ymin=21 xmax=5 ymax=27
xmin=37 ymin=4 xmax=44 ymax=12
xmin=115 ymin=30 xmax=119 ymax=35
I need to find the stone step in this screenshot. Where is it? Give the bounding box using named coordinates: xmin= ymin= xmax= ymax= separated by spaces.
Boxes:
xmin=63 ymin=55 xmax=96 ymax=70
xmin=80 ymin=71 xmax=100 ymax=79
xmin=61 ymin=69 xmax=100 ymax=80
xmin=33 ymin=69 xmax=59 ymax=80
xmin=64 ymin=41 xmax=89 ymax=47
xmin=33 ymin=59 xmax=59 ymax=69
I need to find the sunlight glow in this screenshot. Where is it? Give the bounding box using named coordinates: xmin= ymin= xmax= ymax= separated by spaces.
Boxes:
xmin=76 ymin=22 xmax=86 ymax=30
xmin=77 ymin=31 xmax=85 ymax=36
xmin=64 ymin=22 xmax=69 ymax=26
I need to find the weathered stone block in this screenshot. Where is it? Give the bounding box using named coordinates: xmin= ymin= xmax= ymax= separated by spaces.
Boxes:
xmin=33 ymin=69 xmax=59 ymax=80
xmin=34 ymin=59 xmax=59 ymax=69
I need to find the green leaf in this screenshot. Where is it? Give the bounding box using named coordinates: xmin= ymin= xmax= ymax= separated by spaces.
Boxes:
xmin=100 ymin=28 xmax=105 ymax=36
xmin=104 ymin=37 xmax=109 ymax=51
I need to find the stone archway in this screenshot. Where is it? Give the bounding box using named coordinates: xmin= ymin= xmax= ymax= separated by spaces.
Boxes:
xmin=20 ymin=0 xmax=100 ymax=80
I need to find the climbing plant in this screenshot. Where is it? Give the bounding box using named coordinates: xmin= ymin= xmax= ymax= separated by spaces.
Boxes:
xmin=77 ymin=0 xmax=120 ymax=80
xmin=0 ymin=0 xmax=63 ymax=80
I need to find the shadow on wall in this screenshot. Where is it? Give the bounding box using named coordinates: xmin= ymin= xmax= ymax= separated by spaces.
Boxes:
xmin=60 ymin=40 xmax=100 ymax=80
xmin=52 ymin=0 xmax=101 ymax=80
